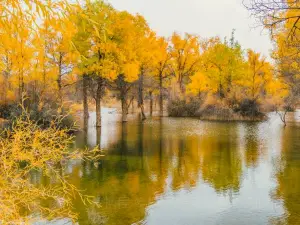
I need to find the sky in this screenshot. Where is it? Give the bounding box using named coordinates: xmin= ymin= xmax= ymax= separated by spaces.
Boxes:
xmin=107 ymin=0 xmax=273 ymax=58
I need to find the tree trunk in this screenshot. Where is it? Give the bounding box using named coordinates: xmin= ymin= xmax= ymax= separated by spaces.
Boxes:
xmin=83 ymin=74 xmax=89 ymax=129
xmin=57 ymin=75 xmax=62 ymax=103
xmin=159 ymin=73 xmax=163 ymax=117
xmin=219 ymin=82 xmax=224 ymax=98
xmin=19 ymin=72 xmax=24 ymax=103
xmin=138 ymin=72 xmax=146 ymax=121
xmin=96 ymin=126 xmax=101 ymax=148
xmin=95 ymin=77 xmax=104 ymax=127
xmin=95 ymin=96 xmax=101 ymax=127
xmin=57 ymin=53 xmax=63 ymax=104
xmin=117 ymin=75 xmax=132 ymax=123
xmin=121 ymin=98 xmax=128 ymax=122
xmin=140 ymin=104 xmax=146 ymax=120
xmin=131 ymin=97 xmax=135 ymax=114
xmin=149 ymin=91 xmax=153 ymax=117
xmin=179 ymin=81 xmax=185 ymax=94
xmin=277 ymin=109 xmax=287 ymax=127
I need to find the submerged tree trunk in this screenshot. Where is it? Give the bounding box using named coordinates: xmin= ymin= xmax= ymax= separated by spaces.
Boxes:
xmin=159 ymin=72 xmax=163 ymax=117
xmin=131 ymin=97 xmax=135 ymax=114
xmin=96 ymin=126 xmax=101 ymax=148
xmin=149 ymin=91 xmax=153 ymax=117
xmin=140 ymin=104 xmax=146 ymax=120
xmin=116 ymin=75 xmax=132 ymax=123
xmin=138 ymin=72 xmax=146 ymax=121
xmin=95 ymin=77 xmax=104 ymax=127
xmin=95 ymin=95 xmax=101 ymax=127
xmin=83 ymin=74 xmax=89 ymax=129
xmin=276 ymin=109 xmax=288 ymax=127
xmin=121 ymin=97 xmax=128 ymax=122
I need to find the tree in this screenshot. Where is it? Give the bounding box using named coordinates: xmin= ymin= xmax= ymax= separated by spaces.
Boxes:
xmin=1 ymin=10 xmax=35 ymax=103
xmin=133 ymin=18 xmax=154 ymax=121
xmin=266 ymin=77 xmax=291 ymax=126
xmin=170 ymin=33 xmax=201 ymax=95
xmin=187 ymin=71 xmax=217 ymax=96
xmin=74 ymin=1 xmax=119 ymax=127
xmin=244 ymin=0 xmax=300 ymax=39
xmin=272 ymin=25 xmax=300 ymax=109
xmin=244 ymin=49 xmax=272 ymax=101
xmin=38 ymin=15 xmax=78 ymax=104
xmin=0 ymin=0 xmax=77 ymax=109
xmin=245 ymin=0 xmax=300 ymax=122
xmin=112 ymin=11 xmax=143 ymax=122
xmin=202 ymin=34 xmax=244 ymax=98
xmin=152 ymin=37 xmax=172 ymax=117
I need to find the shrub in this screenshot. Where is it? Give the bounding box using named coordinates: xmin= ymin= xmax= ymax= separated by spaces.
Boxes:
xmin=0 ymin=112 xmax=101 ymax=224
xmin=234 ymin=99 xmax=264 ymax=118
xmin=0 ymin=101 xmax=75 ymax=130
xmin=168 ymin=95 xmax=266 ymax=121
xmin=0 ymin=103 xmax=19 ymax=119
xmin=199 ymin=104 xmax=235 ymax=120
xmin=168 ymin=97 xmax=201 ymax=117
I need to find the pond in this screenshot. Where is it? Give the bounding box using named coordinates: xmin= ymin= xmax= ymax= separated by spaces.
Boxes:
xmin=57 ymin=110 xmax=300 ymax=225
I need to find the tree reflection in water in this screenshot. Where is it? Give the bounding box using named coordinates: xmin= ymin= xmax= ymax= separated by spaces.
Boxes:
xmin=31 ymin=114 xmax=300 ymax=225
xmin=271 ymin=121 xmax=300 ymax=225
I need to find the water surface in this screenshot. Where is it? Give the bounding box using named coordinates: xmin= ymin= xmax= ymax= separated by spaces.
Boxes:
xmin=65 ymin=110 xmax=300 ymax=225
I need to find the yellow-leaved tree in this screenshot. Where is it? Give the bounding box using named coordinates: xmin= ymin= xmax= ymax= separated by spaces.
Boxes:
xmin=112 ymin=11 xmax=146 ymax=122
xmin=201 ymin=32 xmax=244 ymax=99
xmin=152 ymin=37 xmax=172 ymax=117
xmin=170 ymin=33 xmax=201 ymax=96
xmin=244 ymin=50 xmax=272 ymax=102
xmin=74 ymin=0 xmax=119 ymax=127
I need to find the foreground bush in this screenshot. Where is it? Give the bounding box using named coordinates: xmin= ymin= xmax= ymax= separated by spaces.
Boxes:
xmin=0 ymin=112 xmax=102 ymax=224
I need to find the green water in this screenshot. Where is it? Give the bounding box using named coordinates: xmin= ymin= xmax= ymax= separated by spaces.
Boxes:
xmin=63 ymin=111 xmax=300 ymax=225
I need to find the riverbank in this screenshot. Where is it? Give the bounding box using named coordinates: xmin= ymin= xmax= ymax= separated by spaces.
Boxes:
xmin=167 ymin=98 xmax=268 ymax=122
xmin=0 ymin=99 xmax=292 ymax=131
xmin=73 ymin=101 xmax=267 ymax=129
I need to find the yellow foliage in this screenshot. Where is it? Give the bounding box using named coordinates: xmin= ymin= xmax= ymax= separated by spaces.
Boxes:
xmin=0 ymin=110 xmax=102 ymax=224
xmin=170 ymin=32 xmax=201 ymax=89
xmin=187 ymin=71 xmax=217 ymax=94
xmin=266 ymin=78 xmax=289 ymax=98
xmin=123 ymin=63 xmax=139 ymax=82
xmin=0 ymin=0 xmax=295 ymax=118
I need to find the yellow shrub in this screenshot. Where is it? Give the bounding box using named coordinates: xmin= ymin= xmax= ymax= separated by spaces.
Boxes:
xmin=0 ymin=112 xmax=102 ymax=224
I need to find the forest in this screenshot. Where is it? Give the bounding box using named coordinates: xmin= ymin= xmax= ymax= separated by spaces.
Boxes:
xmin=0 ymin=0 xmax=299 ymax=129
xmin=1 ymin=0 xmax=300 ymax=224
